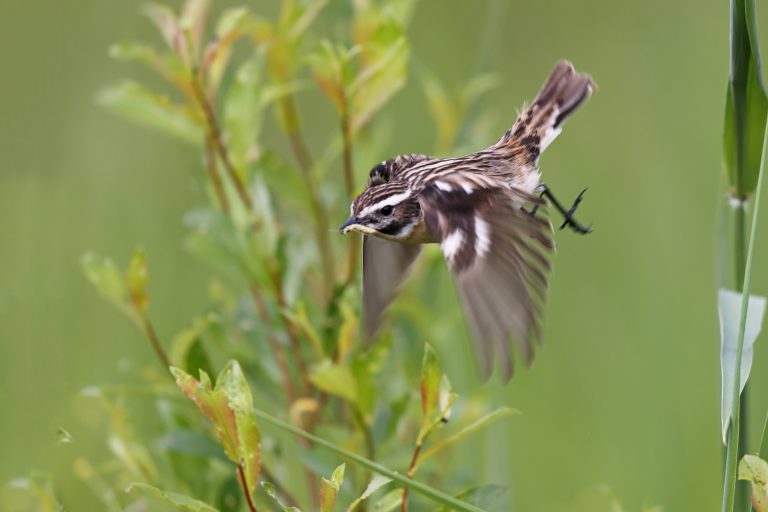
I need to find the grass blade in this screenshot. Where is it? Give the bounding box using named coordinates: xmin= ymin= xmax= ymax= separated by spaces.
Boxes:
xmin=250 ymin=408 xmax=486 ymax=512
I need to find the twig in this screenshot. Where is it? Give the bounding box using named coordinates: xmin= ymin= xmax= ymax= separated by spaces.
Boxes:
xmin=141 ymin=316 xmax=171 ymax=371
xmin=340 ymin=94 xmax=360 ymax=287
xmin=204 ymin=135 xmax=230 ymax=213
xmin=237 ymin=463 xmax=259 ymax=512
xmin=400 ymin=442 xmax=423 ymax=512
xmin=191 ymin=75 xmax=253 ymax=211
xmin=278 ymin=95 xmax=335 ymax=300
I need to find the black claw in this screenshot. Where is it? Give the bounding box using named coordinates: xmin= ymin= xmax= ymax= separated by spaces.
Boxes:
xmin=541 ymin=184 xmax=593 ymax=235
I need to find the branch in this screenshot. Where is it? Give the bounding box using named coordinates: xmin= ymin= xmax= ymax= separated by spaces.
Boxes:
xmin=191 ymin=75 xmax=253 ymax=211
xmin=340 ymin=94 xmax=360 ymax=288
xmin=278 ymin=95 xmax=335 ymax=300
xmin=140 ymin=315 xmax=171 ymax=372
xmin=237 ymin=463 xmax=259 ymax=512
xmin=204 ymin=135 xmax=230 ymax=213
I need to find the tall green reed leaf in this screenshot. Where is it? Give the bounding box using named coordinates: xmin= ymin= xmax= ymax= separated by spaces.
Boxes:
xmin=721 ymin=1 xmax=768 ymax=510
xmin=722 ymin=97 xmax=768 ymax=512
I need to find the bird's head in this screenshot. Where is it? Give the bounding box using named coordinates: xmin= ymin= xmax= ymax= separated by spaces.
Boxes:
xmin=339 ymin=183 xmax=422 ymax=241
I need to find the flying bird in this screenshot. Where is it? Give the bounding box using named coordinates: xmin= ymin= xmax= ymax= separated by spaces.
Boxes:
xmin=339 ymin=60 xmax=595 ymax=379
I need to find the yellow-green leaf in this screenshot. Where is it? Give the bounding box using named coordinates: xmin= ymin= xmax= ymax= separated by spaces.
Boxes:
xmin=320 ymin=464 xmax=345 ymax=512
xmin=310 ymin=360 xmax=357 ymax=403
xmin=419 ymin=344 xmax=440 ymax=421
xmin=347 ymin=475 xmax=392 ymax=511
xmin=127 ymin=482 xmax=220 ymax=512
xmin=81 ymin=252 xmax=127 ymax=309
xmin=127 ymin=247 xmax=149 ymax=314
xmin=739 ymin=454 xmax=768 ymax=511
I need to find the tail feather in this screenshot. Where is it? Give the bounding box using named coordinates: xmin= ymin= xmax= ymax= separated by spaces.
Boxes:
xmin=498 ymin=60 xmax=594 ymax=159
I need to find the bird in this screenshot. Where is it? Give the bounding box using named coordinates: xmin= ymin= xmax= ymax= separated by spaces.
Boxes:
xmin=339 ymin=60 xmax=595 ymax=380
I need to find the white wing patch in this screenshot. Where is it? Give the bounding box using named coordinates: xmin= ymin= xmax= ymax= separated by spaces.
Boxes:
xmin=435 ymin=180 xmax=453 ymax=192
xmin=474 ymin=217 xmax=491 ymax=256
xmin=442 ymin=229 xmax=464 ymax=262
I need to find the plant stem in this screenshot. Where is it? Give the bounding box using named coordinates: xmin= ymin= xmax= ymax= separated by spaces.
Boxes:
xmin=204 ymin=135 xmax=230 ymax=213
xmin=734 ymin=201 xmax=751 ymax=512
xmin=340 ymin=94 xmax=360 ymax=288
xmin=722 ymin=114 xmax=768 ymax=512
xmin=140 ymin=315 xmax=171 ymax=371
xmin=251 ymin=407 xmax=484 ymax=512
xmin=401 ymin=442 xmax=423 ymax=512
xmin=191 ymin=75 xmax=253 ymax=211
xmin=278 ymin=95 xmax=335 ymax=301
xmin=237 ymin=463 xmax=259 ymax=512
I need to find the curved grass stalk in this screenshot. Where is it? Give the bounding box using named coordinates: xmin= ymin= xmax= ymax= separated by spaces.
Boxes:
xmin=251 ymin=408 xmax=486 ymax=512
xmin=722 ymin=113 xmax=768 ymax=512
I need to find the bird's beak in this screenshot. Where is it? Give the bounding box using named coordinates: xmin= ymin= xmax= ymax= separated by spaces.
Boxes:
xmin=339 ymin=215 xmax=360 ymax=234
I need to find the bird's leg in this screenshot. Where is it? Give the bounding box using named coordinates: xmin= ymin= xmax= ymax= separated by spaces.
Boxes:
xmin=539 ymin=184 xmax=592 ymax=234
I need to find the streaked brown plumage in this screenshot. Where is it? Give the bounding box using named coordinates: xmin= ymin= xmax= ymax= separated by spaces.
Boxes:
xmin=339 ymin=61 xmax=595 ymax=380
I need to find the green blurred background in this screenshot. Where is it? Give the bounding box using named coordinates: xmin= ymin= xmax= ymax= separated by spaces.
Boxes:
xmin=1 ymin=0 xmax=765 ymax=510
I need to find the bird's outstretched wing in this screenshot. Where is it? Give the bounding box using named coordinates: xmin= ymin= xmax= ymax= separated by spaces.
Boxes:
xmin=362 ymin=235 xmax=422 ymax=340
xmin=418 ymin=182 xmax=554 ymax=380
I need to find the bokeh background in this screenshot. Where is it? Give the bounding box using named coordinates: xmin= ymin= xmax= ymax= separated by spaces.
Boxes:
xmin=2 ymin=0 xmax=766 ymax=510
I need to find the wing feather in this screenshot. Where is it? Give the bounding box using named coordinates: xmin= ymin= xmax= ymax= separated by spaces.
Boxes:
xmin=362 ymin=235 xmax=421 ymax=340
xmin=419 ymin=183 xmax=553 ymax=380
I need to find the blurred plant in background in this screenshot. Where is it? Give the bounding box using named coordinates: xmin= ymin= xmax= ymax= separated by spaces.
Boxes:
xmin=720 ymin=0 xmax=768 ymax=511
xmin=0 ymin=1 xmax=528 ymax=511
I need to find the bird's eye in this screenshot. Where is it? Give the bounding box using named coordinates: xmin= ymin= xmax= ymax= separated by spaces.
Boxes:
xmin=380 ymin=205 xmax=394 ymax=216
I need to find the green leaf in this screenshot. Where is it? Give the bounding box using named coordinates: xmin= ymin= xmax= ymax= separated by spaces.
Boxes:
xmin=98 ymin=82 xmax=203 ymax=144
xmin=347 ymin=475 xmax=392 ymax=511
xmin=262 ymin=482 xmax=302 ymax=511
xmin=171 ymin=361 xmax=261 ymax=494
xmin=80 ymin=252 xmax=128 ymax=311
xmin=126 ymin=482 xmax=220 ymax=512
xmin=169 ymin=313 xmax=218 ymax=373
xmin=415 ymin=407 xmax=519 ymax=471
xmin=349 ymin=18 xmax=410 ymax=133
xmin=434 ymin=484 xmax=507 ymax=512
xmin=216 ymin=362 xmax=261 ymax=493
xmin=179 ymin=0 xmax=210 ymax=56
xmin=223 ymin=52 xmax=266 ymax=171
xmin=739 ymin=455 xmax=768 ymax=511
xmin=310 ymin=359 xmax=358 ymax=403
xmin=724 ymin=0 xmax=768 ymax=197
xmin=320 ymin=463 xmax=345 ymax=512
xmin=719 ymin=287 xmax=766 ymax=442
xmin=419 ymin=344 xmax=441 ymax=422
xmin=142 ymin=3 xmax=181 ymax=52
xmin=371 ymin=489 xmax=405 ymax=512
xmin=127 ymin=247 xmax=149 ymax=314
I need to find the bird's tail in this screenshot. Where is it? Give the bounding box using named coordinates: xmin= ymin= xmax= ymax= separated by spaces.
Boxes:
xmin=496 ymin=60 xmax=594 ymax=159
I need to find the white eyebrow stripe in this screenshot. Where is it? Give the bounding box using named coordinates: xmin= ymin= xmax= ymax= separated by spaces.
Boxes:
xmin=358 ymin=190 xmax=412 ymax=217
